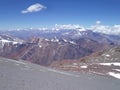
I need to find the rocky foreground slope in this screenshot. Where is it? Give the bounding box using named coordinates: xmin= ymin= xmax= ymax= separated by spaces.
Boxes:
xmin=51 ymin=46 xmax=120 ymax=79
xmin=0 ymin=57 xmax=120 ymax=90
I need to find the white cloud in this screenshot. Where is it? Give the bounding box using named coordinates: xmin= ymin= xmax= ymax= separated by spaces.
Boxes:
xmin=52 ymin=22 xmax=120 ymax=35
xmin=53 ymin=24 xmax=85 ymax=31
xmin=96 ymin=20 xmax=101 ymax=25
xmin=88 ymin=21 xmax=120 ymax=35
xmin=21 ymin=3 xmax=46 ymax=14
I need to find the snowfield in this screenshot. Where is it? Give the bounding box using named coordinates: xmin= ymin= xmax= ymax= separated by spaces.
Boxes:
xmin=108 ymin=72 xmax=120 ymax=79
xmin=0 ymin=57 xmax=120 ymax=90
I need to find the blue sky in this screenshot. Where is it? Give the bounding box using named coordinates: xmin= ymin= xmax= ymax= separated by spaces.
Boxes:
xmin=0 ymin=0 xmax=120 ymax=29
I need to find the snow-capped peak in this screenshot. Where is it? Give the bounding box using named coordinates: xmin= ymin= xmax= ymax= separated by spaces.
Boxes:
xmin=0 ymin=34 xmax=24 ymax=48
xmin=52 ymin=24 xmax=86 ymax=31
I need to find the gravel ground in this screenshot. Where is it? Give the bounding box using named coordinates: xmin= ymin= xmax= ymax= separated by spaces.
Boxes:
xmin=0 ymin=57 xmax=120 ymax=90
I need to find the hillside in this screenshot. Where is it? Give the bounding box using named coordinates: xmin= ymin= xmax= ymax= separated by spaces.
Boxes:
xmin=0 ymin=57 xmax=120 ymax=90
xmin=51 ymin=46 xmax=120 ymax=79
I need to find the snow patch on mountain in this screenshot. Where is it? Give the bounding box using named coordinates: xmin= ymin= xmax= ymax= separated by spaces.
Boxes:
xmin=114 ymin=69 xmax=120 ymax=72
xmin=0 ymin=39 xmax=18 ymax=44
xmin=99 ymin=63 xmax=120 ymax=66
xmin=0 ymin=39 xmax=18 ymax=48
xmin=69 ymin=41 xmax=76 ymax=45
xmin=108 ymin=72 xmax=120 ymax=79
xmin=80 ymin=65 xmax=87 ymax=68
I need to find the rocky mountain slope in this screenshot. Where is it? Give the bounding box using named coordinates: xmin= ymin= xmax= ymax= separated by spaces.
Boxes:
xmin=0 ymin=36 xmax=113 ymax=66
xmin=0 ymin=29 xmax=120 ymax=79
xmin=0 ymin=57 xmax=120 ymax=90
xmin=0 ymin=29 xmax=119 ymax=66
xmin=50 ymin=46 xmax=120 ymax=79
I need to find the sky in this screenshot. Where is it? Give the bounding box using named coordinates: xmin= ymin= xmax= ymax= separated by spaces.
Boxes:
xmin=0 ymin=0 xmax=120 ymax=30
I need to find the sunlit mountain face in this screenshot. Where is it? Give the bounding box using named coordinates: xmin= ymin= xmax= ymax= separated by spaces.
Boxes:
xmin=0 ymin=28 xmax=119 ymax=65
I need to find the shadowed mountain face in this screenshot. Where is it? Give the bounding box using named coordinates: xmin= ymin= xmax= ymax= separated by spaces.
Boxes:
xmin=0 ymin=37 xmax=112 ymax=65
xmin=0 ymin=29 xmax=119 ymax=66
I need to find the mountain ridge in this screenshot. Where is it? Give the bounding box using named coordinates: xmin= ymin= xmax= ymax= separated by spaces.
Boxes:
xmin=0 ymin=29 xmax=119 ymax=66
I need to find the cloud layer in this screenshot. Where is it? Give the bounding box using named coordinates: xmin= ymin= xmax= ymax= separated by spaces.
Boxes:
xmin=53 ymin=24 xmax=85 ymax=31
xmin=21 ymin=3 xmax=46 ymax=14
xmin=89 ymin=21 xmax=120 ymax=35
xmin=37 ymin=22 xmax=120 ymax=35
xmin=52 ymin=22 xmax=120 ymax=35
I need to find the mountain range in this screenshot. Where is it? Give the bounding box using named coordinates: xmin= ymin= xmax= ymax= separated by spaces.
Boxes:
xmin=0 ymin=28 xmax=120 ymax=79
xmin=0 ymin=29 xmax=120 ymax=66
